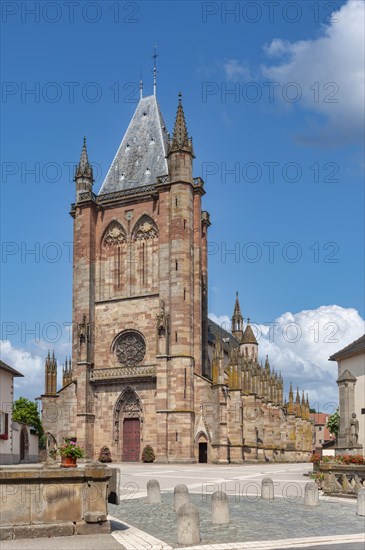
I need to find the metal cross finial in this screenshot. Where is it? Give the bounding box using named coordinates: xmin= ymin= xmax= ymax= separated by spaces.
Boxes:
xmin=152 ymin=45 xmax=158 ymax=96
xmin=139 ymin=67 xmax=144 ymax=100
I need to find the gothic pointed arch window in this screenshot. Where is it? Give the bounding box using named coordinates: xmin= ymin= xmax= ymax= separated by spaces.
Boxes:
xmin=131 ymin=215 xmax=159 ymax=294
xmin=99 ymin=221 xmax=127 ymax=300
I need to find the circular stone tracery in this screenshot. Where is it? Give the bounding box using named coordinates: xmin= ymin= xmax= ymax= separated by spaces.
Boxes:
xmin=114 ymin=331 xmax=146 ymax=367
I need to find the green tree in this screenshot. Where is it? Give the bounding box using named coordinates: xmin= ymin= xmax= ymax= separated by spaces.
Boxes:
xmin=327 ymin=408 xmax=340 ymax=437
xmin=12 ymin=397 xmax=43 ymax=436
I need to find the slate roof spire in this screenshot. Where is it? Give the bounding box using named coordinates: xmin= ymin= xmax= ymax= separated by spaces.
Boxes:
xmin=99 ymin=95 xmax=169 ymax=194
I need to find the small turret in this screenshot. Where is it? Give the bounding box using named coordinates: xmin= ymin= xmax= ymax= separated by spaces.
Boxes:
xmin=74 ymin=136 xmax=94 ymax=198
xmin=44 ymin=350 xmax=57 ymax=395
xmin=231 ymin=291 xmax=243 ymax=340
xmin=62 ymin=357 xmax=73 ymax=387
xmin=239 ymin=318 xmax=258 ymax=360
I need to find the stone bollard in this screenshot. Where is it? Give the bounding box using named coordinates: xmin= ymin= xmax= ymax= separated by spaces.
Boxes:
xmin=177 ymin=503 xmax=201 ymax=545
xmin=261 ymin=477 xmax=274 ymax=502
xmin=174 ymin=484 xmax=189 ymax=512
xmin=304 ymin=482 xmax=319 ymax=506
xmin=211 ymin=491 xmax=230 ymax=525
xmin=357 ymin=488 xmax=365 ymax=516
xmin=147 ymin=479 xmax=161 ymax=504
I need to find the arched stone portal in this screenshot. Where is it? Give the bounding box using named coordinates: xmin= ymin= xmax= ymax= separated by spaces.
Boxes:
xmin=114 ymin=387 xmax=143 ymax=462
xmin=195 ymin=431 xmax=208 ymax=463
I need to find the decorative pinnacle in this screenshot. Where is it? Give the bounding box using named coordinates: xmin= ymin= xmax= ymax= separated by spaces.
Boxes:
xmin=295 ymin=387 xmax=300 ymax=403
xmin=232 ymin=291 xmax=243 ymax=324
xmin=265 ymin=355 xmax=270 ymax=371
xmin=75 ymin=136 xmax=94 ymax=182
xmin=168 ymin=92 xmax=193 ymax=155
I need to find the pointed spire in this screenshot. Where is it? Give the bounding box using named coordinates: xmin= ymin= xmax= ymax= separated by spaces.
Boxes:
xmin=168 ymin=92 xmax=194 ymax=155
xmin=265 ymin=355 xmax=270 ymax=372
xmin=287 ymin=382 xmax=294 ymax=414
xmin=232 ymin=291 xmax=243 ymax=337
xmin=289 ymin=382 xmax=293 ymax=401
xmin=74 ymin=136 xmax=94 ymax=194
xmin=295 ymin=387 xmax=300 ymax=404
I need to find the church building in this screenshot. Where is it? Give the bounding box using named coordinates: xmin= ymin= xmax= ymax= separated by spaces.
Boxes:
xmin=41 ymin=83 xmax=312 ymax=463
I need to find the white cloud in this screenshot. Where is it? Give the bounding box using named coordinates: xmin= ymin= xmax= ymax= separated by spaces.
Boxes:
xmin=0 ymin=326 xmax=72 ymax=402
xmin=0 ymin=341 xmax=45 ymax=401
xmin=224 ymin=59 xmax=253 ymax=81
xmin=209 ymin=305 xmax=364 ymax=411
xmin=260 ymin=0 xmax=365 ymax=145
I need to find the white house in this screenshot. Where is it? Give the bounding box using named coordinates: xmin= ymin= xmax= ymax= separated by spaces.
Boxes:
xmin=0 ymin=360 xmax=39 ymax=464
xmin=329 ymin=334 xmax=365 ymax=456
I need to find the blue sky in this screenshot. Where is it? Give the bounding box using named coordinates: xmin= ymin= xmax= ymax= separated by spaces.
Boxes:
xmin=1 ymin=0 xmax=364 ymax=408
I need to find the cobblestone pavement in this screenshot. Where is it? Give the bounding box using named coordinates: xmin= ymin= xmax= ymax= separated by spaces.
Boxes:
xmin=109 ymin=492 xmax=364 ymax=548
xmin=114 ymin=462 xmax=318 ymax=501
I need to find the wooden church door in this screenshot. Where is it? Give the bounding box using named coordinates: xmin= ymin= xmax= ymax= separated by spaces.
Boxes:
xmin=122 ymin=418 xmax=140 ymax=462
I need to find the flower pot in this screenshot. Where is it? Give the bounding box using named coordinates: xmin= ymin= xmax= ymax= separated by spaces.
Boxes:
xmin=61 ymin=456 xmax=77 ymax=468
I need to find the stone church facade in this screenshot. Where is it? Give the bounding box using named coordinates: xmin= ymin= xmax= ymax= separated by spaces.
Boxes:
xmin=41 ymin=91 xmax=312 ymax=463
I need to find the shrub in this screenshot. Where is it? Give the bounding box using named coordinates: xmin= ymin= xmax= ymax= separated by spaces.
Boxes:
xmin=142 ymin=445 xmax=155 ymax=463
xmin=98 ymin=446 xmax=112 ymax=463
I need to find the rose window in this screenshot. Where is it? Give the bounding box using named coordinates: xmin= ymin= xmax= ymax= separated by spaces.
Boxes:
xmin=114 ymin=331 xmax=146 ymax=367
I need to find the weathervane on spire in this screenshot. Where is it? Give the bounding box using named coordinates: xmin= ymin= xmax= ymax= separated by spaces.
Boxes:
xmin=140 ymin=67 xmax=143 ymax=100
xmin=152 ymin=45 xmax=158 ymax=96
